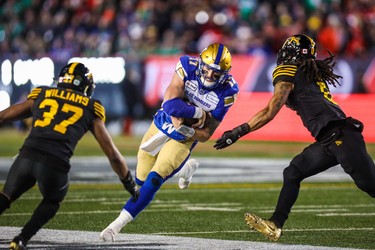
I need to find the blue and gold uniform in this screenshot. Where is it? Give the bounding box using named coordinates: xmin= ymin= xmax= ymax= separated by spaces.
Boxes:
xmin=100 ymin=44 xmax=239 ymax=241
xmin=137 ymin=55 xmax=239 ymax=182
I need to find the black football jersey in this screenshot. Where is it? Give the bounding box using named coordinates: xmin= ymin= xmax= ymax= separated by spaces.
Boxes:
xmin=23 ymin=86 xmax=106 ymax=164
xmin=272 ymin=63 xmax=346 ymax=138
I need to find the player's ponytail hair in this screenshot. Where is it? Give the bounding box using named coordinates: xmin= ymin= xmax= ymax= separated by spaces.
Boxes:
xmin=299 ymin=50 xmax=342 ymax=87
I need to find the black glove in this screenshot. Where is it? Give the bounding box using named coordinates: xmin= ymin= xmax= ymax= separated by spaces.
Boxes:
xmin=346 ymin=117 xmax=364 ymax=132
xmin=120 ymin=171 xmax=139 ymax=202
xmin=214 ymin=123 xmax=250 ymax=149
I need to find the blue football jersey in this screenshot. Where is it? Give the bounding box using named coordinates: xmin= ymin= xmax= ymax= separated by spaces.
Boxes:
xmin=153 ymin=55 xmax=239 ymax=141
xmin=176 ymin=55 xmax=239 ymax=121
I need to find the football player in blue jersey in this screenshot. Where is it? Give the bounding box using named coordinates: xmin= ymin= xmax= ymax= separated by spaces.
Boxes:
xmin=100 ymin=43 xmax=239 ymax=241
xmin=214 ymin=34 xmax=375 ymax=241
xmin=0 ymin=63 xmax=138 ymax=250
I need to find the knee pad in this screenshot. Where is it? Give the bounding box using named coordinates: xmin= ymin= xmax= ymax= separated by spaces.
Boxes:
xmin=283 ymin=165 xmax=303 ymax=184
xmin=135 ymin=171 xmax=163 ymax=188
xmin=124 ymin=171 xmax=164 ymax=218
xmin=139 ymin=171 xmax=164 ymax=197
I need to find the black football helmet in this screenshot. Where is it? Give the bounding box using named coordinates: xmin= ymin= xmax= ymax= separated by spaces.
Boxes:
xmin=57 ymin=62 xmax=95 ymax=97
xmin=276 ymin=34 xmax=317 ymax=65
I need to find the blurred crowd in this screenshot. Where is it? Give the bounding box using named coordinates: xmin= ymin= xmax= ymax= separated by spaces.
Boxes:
xmin=1 ymin=0 xmax=375 ymax=63
xmin=1 ymin=0 xmax=375 ymax=134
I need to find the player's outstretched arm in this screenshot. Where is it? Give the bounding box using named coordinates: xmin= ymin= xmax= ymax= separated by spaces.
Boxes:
xmin=213 ymin=123 xmax=250 ymax=149
xmin=91 ymin=118 xmax=139 ymax=200
xmin=0 ymin=100 xmax=33 ymax=124
xmin=214 ymin=81 xmax=293 ymax=149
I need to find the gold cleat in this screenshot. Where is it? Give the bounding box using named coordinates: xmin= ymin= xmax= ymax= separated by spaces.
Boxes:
xmin=244 ymin=212 xmax=282 ymax=242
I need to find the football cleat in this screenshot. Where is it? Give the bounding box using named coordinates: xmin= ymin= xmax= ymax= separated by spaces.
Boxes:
xmin=178 ymin=159 xmax=199 ymax=190
xmin=10 ymin=236 xmax=26 ymax=250
xmin=100 ymin=227 xmax=116 ymax=242
xmin=100 ymin=210 xmax=133 ymax=242
xmin=244 ymin=212 xmax=282 ymax=242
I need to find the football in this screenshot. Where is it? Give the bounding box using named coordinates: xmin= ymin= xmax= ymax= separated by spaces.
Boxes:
xmin=182 ymin=111 xmax=211 ymax=128
xmin=183 ymin=118 xmax=199 ymax=127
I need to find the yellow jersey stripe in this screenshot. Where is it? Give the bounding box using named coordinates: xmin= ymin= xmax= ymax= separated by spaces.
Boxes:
xmin=274 ymin=64 xmax=298 ymax=70
xmin=224 ymin=95 xmax=235 ymax=107
xmin=27 ymin=87 xmax=42 ymax=100
xmin=272 ymin=65 xmax=297 ymax=81
xmin=273 ymin=72 xmax=295 ymax=79
xmin=94 ymin=102 xmax=106 ymax=122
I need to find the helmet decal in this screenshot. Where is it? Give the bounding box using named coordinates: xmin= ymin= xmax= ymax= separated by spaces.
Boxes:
xmin=277 ymin=34 xmax=317 ymax=65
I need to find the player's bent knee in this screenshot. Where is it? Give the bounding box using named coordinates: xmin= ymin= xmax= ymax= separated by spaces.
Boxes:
xmin=363 ymin=187 xmax=375 ymax=198
xmin=283 ymin=165 xmax=304 ymax=184
xmin=124 ymin=171 xmax=164 ymax=218
xmin=136 ymin=171 xmax=164 ymax=197
xmin=42 ymin=199 xmax=60 ymax=213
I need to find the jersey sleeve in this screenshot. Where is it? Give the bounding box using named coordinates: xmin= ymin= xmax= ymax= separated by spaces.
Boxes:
xmin=175 ymin=59 xmax=186 ymax=80
xmin=27 ymin=87 xmax=43 ymax=100
xmin=93 ymin=100 xmax=106 ymax=122
xmin=211 ymin=77 xmax=239 ymax=121
xmin=223 ymin=77 xmax=238 ymax=108
xmin=175 ymin=55 xmax=198 ymax=81
xmin=272 ymin=64 xmax=298 ymax=86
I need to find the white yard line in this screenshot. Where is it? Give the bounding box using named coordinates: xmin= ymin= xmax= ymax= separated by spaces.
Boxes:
xmin=0 ymin=226 xmax=360 ymax=250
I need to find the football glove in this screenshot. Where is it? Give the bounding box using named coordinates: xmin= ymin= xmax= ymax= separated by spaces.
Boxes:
xmin=214 ymin=123 xmax=250 ymax=149
xmin=120 ymin=171 xmax=139 ymax=202
xmin=346 ymin=117 xmax=364 ymax=132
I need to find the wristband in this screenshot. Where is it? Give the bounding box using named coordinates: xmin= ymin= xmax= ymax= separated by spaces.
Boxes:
xmin=193 ymin=107 xmax=203 ymax=119
xmin=176 ymin=125 xmax=195 ymax=138
xmin=237 ymin=123 xmax=250 ymax=137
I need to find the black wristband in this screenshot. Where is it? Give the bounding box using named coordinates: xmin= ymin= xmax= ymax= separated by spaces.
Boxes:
xmin=237 ymin=123 xmax=251 ymax=137
xmin=120 ymin=171 xmax=133 ymax=186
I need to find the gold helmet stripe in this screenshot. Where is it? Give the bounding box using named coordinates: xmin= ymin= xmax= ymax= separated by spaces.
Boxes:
xmin=68 ymin=62 xmax=79 ymax=74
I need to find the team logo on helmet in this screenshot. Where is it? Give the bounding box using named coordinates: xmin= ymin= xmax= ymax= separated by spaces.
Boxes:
xmin=277 ymin=34 xmax=317 ymax=65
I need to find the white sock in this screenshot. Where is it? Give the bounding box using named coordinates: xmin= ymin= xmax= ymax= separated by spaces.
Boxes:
xmin=107 ymin=209 xmax=133 ymax=233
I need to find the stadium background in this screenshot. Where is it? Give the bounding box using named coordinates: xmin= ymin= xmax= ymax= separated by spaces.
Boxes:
xmin=0 ymin=0 xmax=374 ymax=142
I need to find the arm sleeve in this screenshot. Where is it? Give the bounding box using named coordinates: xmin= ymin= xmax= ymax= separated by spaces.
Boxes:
xmin=162 ymin=98 xmax=196 ymax=118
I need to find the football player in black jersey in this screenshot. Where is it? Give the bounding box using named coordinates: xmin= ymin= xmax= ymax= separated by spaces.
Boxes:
xmin=0 ymin=62 xmax=138 ymax=249
xmin=214 ymin=34 xmax=375 ymax=241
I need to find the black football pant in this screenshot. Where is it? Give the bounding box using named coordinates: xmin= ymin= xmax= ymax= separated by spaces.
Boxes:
xmin=270 ymin=123 xmax=375 ymax=228
xmin=0 ymin=155 xmax=69 ymax=244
